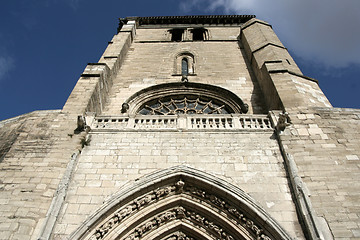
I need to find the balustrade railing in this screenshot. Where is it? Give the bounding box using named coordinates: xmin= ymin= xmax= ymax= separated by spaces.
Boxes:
xmin=91 ymin=114 xmax=272 ymax=132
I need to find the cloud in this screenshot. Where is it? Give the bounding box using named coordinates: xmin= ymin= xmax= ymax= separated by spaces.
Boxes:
xmin=37 ymin=0 xmax=83 ymax=11
xmin=68 ymin=0 xmax=82 ymax=10
xmin=0 ymin=56 xmax=15 ymax=82
xmin=180 ymin=0 xmax=360 ymax=68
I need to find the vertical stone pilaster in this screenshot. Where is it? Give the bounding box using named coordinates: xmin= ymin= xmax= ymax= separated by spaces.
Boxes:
xmin=62 ymin=21 xmax=135 ymax=115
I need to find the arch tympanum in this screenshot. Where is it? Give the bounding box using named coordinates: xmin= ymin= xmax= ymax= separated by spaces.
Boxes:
xmin=70 ymin=166 xmax=292 ymax=240
xmin=123 ymin=82 xmax=249 ymax=115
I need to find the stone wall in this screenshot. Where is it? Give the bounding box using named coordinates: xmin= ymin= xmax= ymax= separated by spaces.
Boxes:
xmin=102 ymin=26 xmax=266 ymax=115
xmin=1 ymin=16 xmax=359 ymax=240
xmin=282 ymin=108 xmax=360 ymax=239
xmin=53 ymin=130 xmax=304 ymax=239
xmin=0 ymin=111 xmax=86 ymax=240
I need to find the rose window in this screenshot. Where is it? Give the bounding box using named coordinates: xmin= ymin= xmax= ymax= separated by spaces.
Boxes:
xmin=138 ymin=95 xmax=232 ymax=115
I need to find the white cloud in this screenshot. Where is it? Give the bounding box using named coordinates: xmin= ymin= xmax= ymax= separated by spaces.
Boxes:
xmin=180 ymin=0 xmax=360 ymax=68
xmin=0 ymin=56 xmax=15 ymax=82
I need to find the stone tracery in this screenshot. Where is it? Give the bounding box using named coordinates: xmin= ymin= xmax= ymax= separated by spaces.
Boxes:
xmin=123 ymin=82 xmax=249 ymax=115
xmin=138 ymin=95 xmax=230 ymax=115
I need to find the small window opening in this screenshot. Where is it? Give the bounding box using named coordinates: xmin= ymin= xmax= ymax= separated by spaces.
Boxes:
xmin=181 ymin=58 xmax=188 ymax=76
xmin=169 ymin=28 xmax=185 ymax=42
xmin=191 ymin=28 xmax=207 ymax=41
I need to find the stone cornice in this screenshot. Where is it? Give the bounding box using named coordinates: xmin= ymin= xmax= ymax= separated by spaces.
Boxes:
xmin=268 ymin=69 xmax=319 ymax=84
xmin=120 ymin=15 xmax=255 ymax=28
xmin=241 ymin=18 xmax=272 ymax=30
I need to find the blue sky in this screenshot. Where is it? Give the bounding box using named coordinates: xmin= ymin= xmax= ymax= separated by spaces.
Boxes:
xmin=1 ymin=0 xmax=359 ymax=121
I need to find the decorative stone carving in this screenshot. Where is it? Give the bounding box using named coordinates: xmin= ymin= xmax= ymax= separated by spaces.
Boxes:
xmin=275 ymin=112 xmax=291 ymax=132
xmin=164 ymin=231 xmax=194 ymax=240
xmin=92 ymin=179 xmax=273 ymax=240
xmin=181 ymin=75 xmax=188 ymax=83
xmin=185 ymin=184 xmax=272 ymax=240
xmin=184 ymin=208 xmax=234 ymax=240
xmin=124 ymin=206 xmax=234 ymax=240
xmin=121 ymin=103 xmax=129 ymax=113
xmin=77 ymin=115 xmax=86 ymax=131
xmin=242 ymin=103 xmax=249 ymax=113
xmin=93 ymin=184 xmax=177 ymax=239
xmin=175 ymin=179 xmax=185 ymax=193
xmin=124 ymin=208 xmax=178 ymax=240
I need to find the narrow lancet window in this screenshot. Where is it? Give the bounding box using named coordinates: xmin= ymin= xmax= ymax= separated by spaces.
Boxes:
xmin=174 ymin=52 xmax=195 ymax=76
xmin=181 ymin=58 xmax=188 ymax=76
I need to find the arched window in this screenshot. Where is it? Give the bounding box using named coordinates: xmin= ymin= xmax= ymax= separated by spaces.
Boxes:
xmin=181 ymin=58 xmax=188 ymax=76
xmin=122 ymin=82 xmax=249 ymax=115
xmin=174 ymin=52 xmax=195 ymax=76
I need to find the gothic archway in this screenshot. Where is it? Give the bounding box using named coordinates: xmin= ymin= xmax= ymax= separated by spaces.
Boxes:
xmin=70 ymin=166 xmax=292 ymax=240
xmin=123 ymin=82 xmax=249 ymax=115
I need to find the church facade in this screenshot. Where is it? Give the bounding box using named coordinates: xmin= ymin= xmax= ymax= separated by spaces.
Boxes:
xmin=0 ymin=15 xmax=359 ymax=240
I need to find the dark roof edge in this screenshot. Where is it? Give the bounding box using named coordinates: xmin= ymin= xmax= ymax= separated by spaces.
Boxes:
xmin=119 ymin=15 xmax=256 ymax=27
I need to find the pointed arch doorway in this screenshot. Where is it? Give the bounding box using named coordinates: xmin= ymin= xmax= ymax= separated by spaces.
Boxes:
xmin=69 ymin=166 xmax=292 ymax=240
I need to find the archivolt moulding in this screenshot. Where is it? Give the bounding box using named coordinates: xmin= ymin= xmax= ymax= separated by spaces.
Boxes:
xmin=69 ymin=166 xmax=292 ymax=240
xmin=123 ymin=82 xmax=249 ymax=115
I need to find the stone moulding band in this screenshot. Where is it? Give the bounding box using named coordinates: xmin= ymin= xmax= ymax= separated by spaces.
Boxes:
xmin=122 ymin=15 xmax=256 ymax=28
xmin=268 ymin=69 xmax=319 ymax=84
xmin=122 ymin=206 xmax=236 ymax=240
xmin=90 ymin=114 xmax=273 ymax=132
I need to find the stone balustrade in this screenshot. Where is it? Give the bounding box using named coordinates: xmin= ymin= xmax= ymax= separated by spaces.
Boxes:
xmin=90 ymin=114 xmax=273 ymax=132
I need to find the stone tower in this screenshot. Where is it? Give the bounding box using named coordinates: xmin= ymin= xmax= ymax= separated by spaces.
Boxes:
xmin=1 ymin=15 xmax=359 ymax=240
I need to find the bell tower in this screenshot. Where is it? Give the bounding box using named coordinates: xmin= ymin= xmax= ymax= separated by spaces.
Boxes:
xmin=1 ymin=15 xmax=359 ymax=240
xmin=58 ymin=15 xmax=316 ymax=239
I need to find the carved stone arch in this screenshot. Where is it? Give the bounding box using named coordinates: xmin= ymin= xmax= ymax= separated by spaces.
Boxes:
xmin=145 ymin=221 xmax=210 ymax=240
xmin=174 ymin=51 xmax=196 ymax=75
xmin=123 ymin=82 xmax=249 ymax=115
xmin=69 ymin=166 xmax=292 ymax=240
